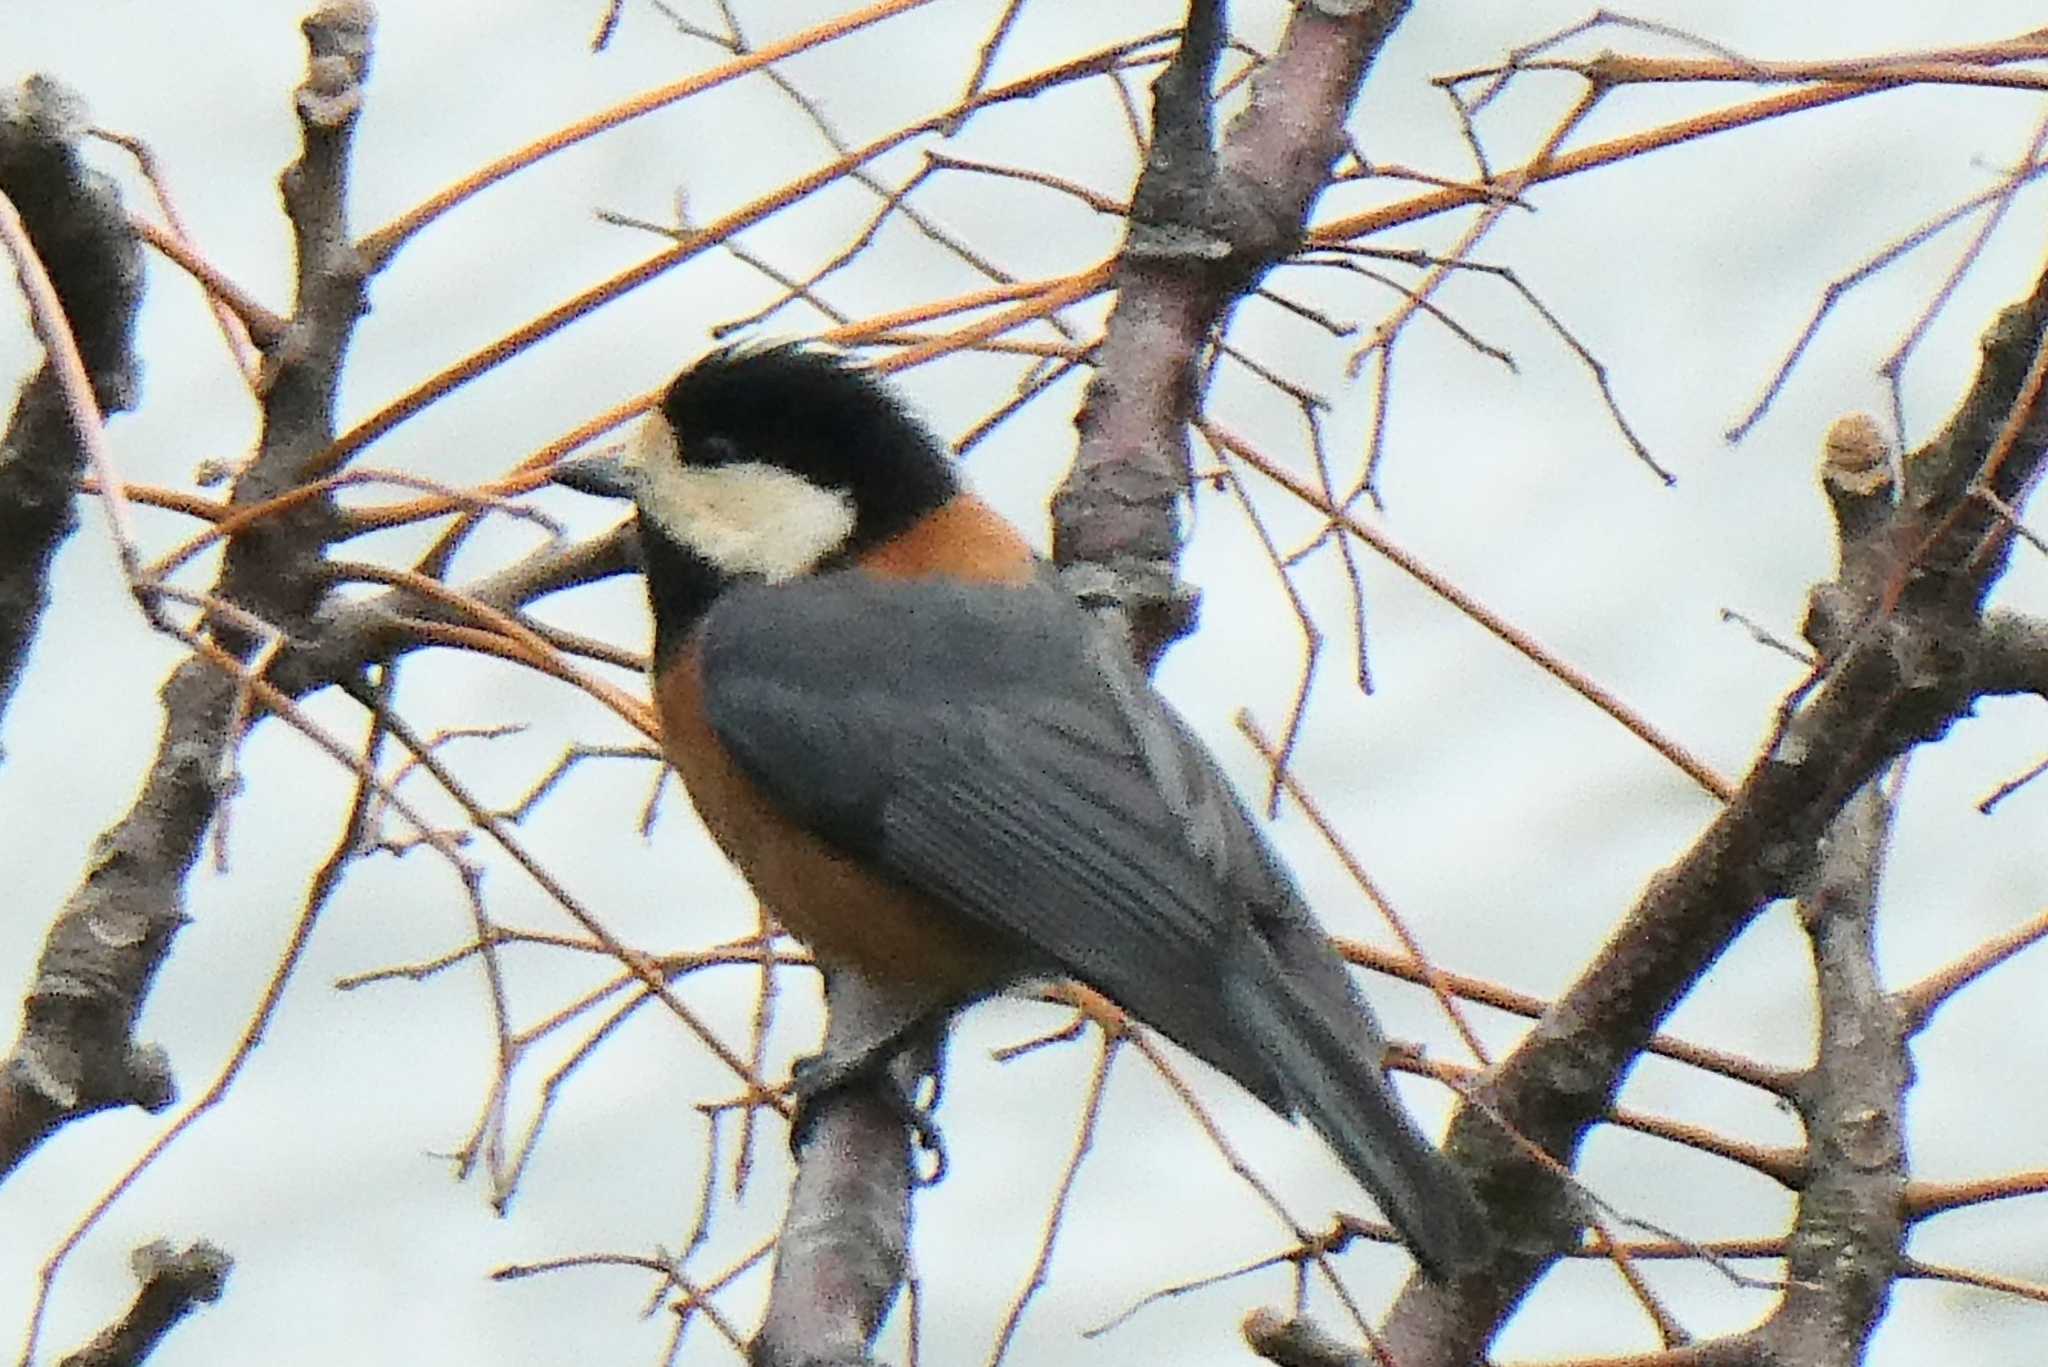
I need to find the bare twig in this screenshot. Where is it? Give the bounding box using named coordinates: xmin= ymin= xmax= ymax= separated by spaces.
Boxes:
xmin=1211 ymin=420 xmax=1734 ymax=800
xmin=1729 ymin=150 xmax=2048 ymax=444
xmin=987 ymin=1037 xmax=1121 ymax=1366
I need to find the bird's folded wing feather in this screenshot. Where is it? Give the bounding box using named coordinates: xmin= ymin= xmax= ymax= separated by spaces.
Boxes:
xmin=696 ymin=573 xmax=1298 ymax=1109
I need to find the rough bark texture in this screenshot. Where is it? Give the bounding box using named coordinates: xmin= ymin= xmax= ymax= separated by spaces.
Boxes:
xmin=55 ymin=1241 xmax=230 ymax=1367
xmin=1767 ymin=784 xmax=1907 ymax=1365
xmin=0 ymin=76 xmax=143 ymax=740
xmin=1054 ymin=0 xmax=1409 ymax=662
xmin=10 ymin=5 xmax=2048 ymax=1364
xmin=749 ymin=980 xmax=930 ymax=1367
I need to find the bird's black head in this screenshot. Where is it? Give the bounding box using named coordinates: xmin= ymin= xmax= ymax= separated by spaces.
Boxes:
xmin=550 ymin=344 xmax=963 ymax=657
xmin=579 ymin=345 xmax=955 ymax=582
xmin=657 ymin=344 xmax=959 ymax=554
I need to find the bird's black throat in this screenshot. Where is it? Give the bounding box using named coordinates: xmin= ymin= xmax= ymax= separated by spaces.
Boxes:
xmin=638 ymin=522 xmax=733 ymax=668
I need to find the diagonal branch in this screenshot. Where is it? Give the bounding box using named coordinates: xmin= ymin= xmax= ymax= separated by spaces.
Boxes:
xmin=1376 ymin=248 xmax=2048 ymax=1360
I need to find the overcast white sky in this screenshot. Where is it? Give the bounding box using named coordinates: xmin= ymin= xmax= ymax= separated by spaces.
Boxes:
xmin=4 ymin=2 xmax=2048 ymax=1364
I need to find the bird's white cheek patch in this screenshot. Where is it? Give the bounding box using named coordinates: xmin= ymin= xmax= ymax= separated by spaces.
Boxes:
xmin=639 ymin=457 xmax=857 ymax=583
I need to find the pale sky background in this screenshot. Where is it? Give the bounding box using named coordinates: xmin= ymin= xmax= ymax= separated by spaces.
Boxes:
xmin=4 ymin=2 xmax=2048 ymax=1364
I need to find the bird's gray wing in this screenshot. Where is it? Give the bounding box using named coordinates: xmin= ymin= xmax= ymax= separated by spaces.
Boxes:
xmin=698 ymin=571 xmax=1493 ymax=1277
xmin=695 ymin=572 xmax=1292 ymax=1108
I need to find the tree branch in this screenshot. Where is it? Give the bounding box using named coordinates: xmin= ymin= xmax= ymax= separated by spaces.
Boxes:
xmin=54 ymin=1241 xmax=230 ymax=1367
xmin=1376 ymin=246 xmax=2048 ymax=1361
xmin=1538 ymin=788 xmax=1906 ymax=1367
xmin=0 ymin=2 xmax=378 ymax=1181
xmin=1243 ymin=1307 xmax=1370 ymax=1367
xmin=1975 ymin=609 xmax=2048 ymax=697
xmin=1761 ymin=784 xmax=1906 ymax=1364
xmin=1053 ymin=0 xmax=1410 ymax=660
xmin=748 ymin=980 xmax=932 ymax=1367
xmin=0 ymin=77 xmax=142 ymax=738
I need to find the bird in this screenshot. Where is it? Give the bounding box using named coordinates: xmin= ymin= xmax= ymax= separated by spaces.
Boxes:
xmin=550 ymin=343 xmax=1494 ymax=1281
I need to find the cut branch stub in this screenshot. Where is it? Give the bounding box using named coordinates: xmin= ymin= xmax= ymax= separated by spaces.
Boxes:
xmin=56 ymin=1239 xmax=231 ymax=1367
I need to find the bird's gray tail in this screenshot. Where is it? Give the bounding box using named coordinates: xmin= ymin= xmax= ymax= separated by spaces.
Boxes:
xmin=1222 ymin=919 xmax=1494 ymax=1282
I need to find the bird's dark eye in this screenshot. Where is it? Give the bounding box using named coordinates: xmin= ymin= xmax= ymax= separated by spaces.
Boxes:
xmin=687 ymin=435 xmax=750 ymax=469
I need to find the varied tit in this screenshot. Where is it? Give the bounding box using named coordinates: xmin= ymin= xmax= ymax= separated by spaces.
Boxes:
xmin=552 ymin=344 xmax=1492 ymax=1280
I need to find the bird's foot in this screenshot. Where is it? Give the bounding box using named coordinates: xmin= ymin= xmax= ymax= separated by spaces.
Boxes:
xmin=788 ymin=1046 xmax=947 ymax=1185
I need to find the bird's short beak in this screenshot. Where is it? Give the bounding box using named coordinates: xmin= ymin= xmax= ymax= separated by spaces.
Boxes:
xmin=549 ymin=446 xmax=642 ymax=500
